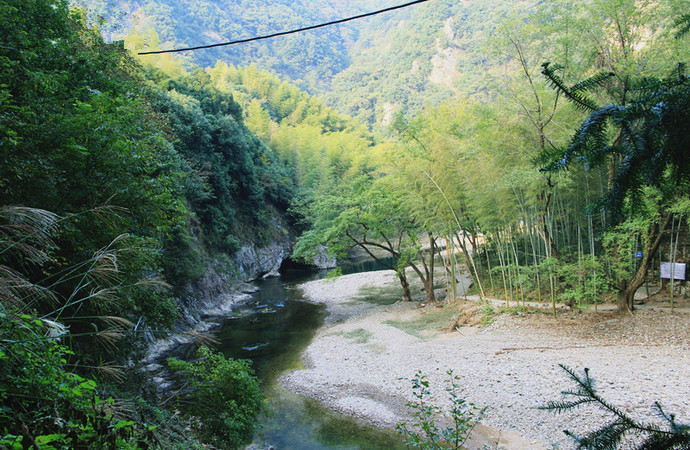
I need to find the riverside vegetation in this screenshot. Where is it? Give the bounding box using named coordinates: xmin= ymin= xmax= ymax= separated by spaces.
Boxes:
xmin=396 ymin=370 xmax=486 ymax=449
xmin=0 ymin=0 xmax=286 ymax=447
xmin=2 ymin=0 xmax=690 ymax=448
xmin=395 ymin=364 xmax=690 ymax=449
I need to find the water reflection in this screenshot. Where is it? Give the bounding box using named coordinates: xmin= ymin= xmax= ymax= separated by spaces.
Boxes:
xmin=211 ymin=276 xmax=405 ymax=449
xmin=215 ymin=278 xmax=326 ymax=381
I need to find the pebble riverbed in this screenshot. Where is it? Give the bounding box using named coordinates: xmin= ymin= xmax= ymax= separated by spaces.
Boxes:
xmin=281 ymin=270 xmax=690 ymax=449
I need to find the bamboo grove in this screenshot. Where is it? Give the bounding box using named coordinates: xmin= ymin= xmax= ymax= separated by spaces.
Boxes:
xmin=290 ymin=0 xmax=690 ymax=313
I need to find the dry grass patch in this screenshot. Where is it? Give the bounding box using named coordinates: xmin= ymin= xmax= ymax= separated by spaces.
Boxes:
xmin=385 ymin=302 xmax=464 ymax=339
xmin=385 ymin=300 xmax=501 ymax=338
xmin=349 ymin=284 xmax=408 ymax=306
xmin=341 ymin=328 xmax=375 ymax=344
xmin=443 ymin=302 xmax=486 ymax=331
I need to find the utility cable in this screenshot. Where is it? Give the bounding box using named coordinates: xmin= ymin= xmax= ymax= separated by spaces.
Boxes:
xmin=138 ymin=0 xmax=432 ymax=55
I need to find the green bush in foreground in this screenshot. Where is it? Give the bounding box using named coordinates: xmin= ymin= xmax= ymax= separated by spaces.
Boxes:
xmin=0 ymin=313 xmax=158 ymax=449
xmin=541 ymin=365 xmax=690 ymax=449
xmin=167 ymin=346 xmax=264 ymax=449
xmin=397 ymin=370 xmax=485 ymax=449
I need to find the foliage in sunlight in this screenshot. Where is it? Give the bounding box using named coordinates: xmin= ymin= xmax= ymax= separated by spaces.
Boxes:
xmin=167 ymin=346 xmax=264 ymax=449
xmin=397 ymin=370 xmax=485 ymax=449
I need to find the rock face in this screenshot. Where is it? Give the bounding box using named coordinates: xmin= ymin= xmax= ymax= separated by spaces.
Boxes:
xmin=234 ymin=239 xmax=292 ymax=280
xmin=231 ymin=216 xmax=295 ymax=280
xmin=182 ymin=268 xmax=254 ymax=318
xmin=312 ymin=246 xmax=337 ymax=269
xmin=146 ymin=216 xmax=335 ymax=361
xmin=145 ymin=265 xmax=257 ymax=363
xmin=168 ymin=227 xmax=294 ymax=328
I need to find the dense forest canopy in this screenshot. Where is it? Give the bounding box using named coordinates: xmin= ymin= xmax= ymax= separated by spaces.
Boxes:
xmin=0 ymin=1 xmax=291 ymax=447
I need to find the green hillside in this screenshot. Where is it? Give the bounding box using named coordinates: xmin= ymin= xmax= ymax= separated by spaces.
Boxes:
xmin=324 ymin=0 xmax=533 ymax=126
xmin=76 ymin=0 xmax=541 ymax=127
xmin=78 ymin=0 xmax=377 ymax=89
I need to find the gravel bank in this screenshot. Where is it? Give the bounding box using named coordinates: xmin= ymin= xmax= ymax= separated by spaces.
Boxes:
xmin=280 ymin=270 xmax=690 ymax=449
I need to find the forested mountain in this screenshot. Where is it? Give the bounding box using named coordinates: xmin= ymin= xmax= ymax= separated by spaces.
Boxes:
xmin=77 ymin=0 xmax=377 ymax=90
xmin=77 ymin=0 xmax=690 ymax=132
xmin=75 ymin=0 xmax=545 ymax=127
xmin=323 ymin=0 xmax=535 ymax=125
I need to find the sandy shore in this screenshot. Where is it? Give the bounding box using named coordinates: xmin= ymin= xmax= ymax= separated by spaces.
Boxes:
xmin=280 ymin=270 xmax=690 ymax=449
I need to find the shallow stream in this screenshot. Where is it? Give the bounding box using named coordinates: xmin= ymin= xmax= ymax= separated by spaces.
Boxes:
xmin=213 ymin=265 xmax=406 ymax=449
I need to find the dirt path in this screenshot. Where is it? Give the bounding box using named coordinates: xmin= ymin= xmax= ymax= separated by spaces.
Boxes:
xmin=280 ymin=270 xmax=690 ymax=449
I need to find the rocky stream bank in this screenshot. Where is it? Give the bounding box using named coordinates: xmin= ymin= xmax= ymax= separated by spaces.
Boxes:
xmin=281 ymin=270 xmax=690 ymax=449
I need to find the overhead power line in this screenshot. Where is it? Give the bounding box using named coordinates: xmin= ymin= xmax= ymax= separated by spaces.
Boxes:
xmin=138 ymin=0 xmax=432 ymax=55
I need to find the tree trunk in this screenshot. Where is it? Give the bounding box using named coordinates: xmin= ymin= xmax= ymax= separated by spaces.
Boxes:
xmin=424 ymin=278 xmax=436 ymax=302
xmin=617 ymin=212 xmax=672 ymax=312
xmin=398 ymin=272 xmax=412 ymax=302
xmin=426 ymin=235 xmax=436 ymax=301
xmin=419 ymin=234 xmax=435 ymax=302
xmin=408 ymin=234 xmax=437 ymax=303
xmin=537 ymin=178 xmax=559 ymax=259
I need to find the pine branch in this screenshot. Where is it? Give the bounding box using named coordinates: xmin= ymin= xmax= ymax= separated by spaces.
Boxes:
xmin=674 ymin=13 xmax=690 ymax=38
xmin=568 ymin=421 xmax=629 ymax=450
xmin=571 ymin=71 xmax=616 ymax=95
xmin=541 ymin=63 xmax=607 ymax=112
xmin=541 ymin=365 xmax=690 ymax=449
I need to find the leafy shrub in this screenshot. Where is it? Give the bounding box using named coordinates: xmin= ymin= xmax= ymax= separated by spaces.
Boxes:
xmin=0 ymin=313 xmax=156 ymax=449
xmin=397 ymin=370 xmax=485 ymax=449
xmin=0 ymin=204 xmax=211 ymax=449
xmin=490 ymin=256 xmax=611 ymax=307
xmin=552 ymin=256 xmax=608 ymax=308
xmin=481 ymin=304 xmax=496 ymax=327
xmin=167 ymin=346 xmax=264 ymax=448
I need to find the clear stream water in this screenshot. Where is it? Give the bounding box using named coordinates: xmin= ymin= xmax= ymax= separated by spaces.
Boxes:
xmin=213 ymin=263 xmax=407 ymax=449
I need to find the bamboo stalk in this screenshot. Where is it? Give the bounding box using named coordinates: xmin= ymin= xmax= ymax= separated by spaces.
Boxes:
xmin=423 ymin=171 xmax=486 ymax=302
xmin=509 ymin=229 xmax=524 ymax=312
xmin=486 ymin=241 xmax=495 ymax=292
xmin=670 ymin=213 xmax=682 ymax=310
xmin=496 ymin=234 xmax=509 ymax=307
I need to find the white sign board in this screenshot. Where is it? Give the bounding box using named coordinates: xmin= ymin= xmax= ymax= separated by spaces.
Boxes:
xmin=661 ymin=262 xmax=686 ymax=280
